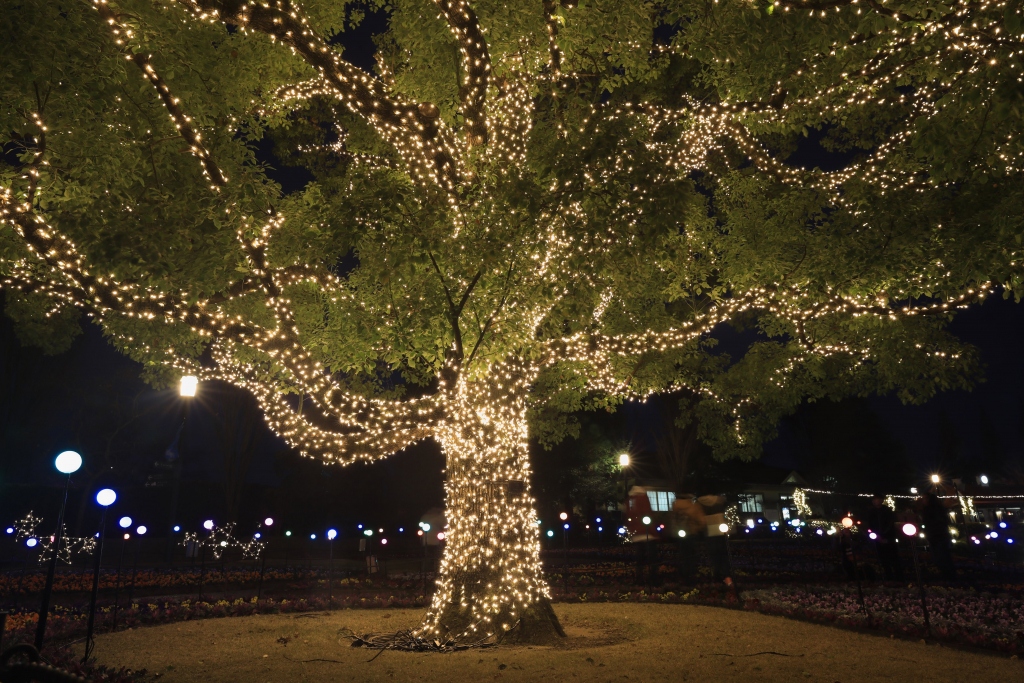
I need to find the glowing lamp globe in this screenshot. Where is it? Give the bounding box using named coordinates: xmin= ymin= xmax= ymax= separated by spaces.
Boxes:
xmin=5 ymin=527 xmax=14 ymax=534
xmin=26 ymin=537 xmax=38 ymax=547
xmin=930 ymin=474 xmax=940 ymax=483
xmin=399 ymin=527 xmax=404 ymax=532
xmin=596 ymin=517 xmax=602 ymax=523
xmin=310 ymin=533 xmax=316 ymax=540
xmin=96 ymin=489 xmax=116 ymax=507
xmin=55 ymin=451 xmax=82 ymax=474
xmin=618 ymin=453 xmax=630 ymax=467
xmin=980 ymin=474 xmax=989 ymax=485
xmin=869 ymin=532 xmax=878 ymax=540
xmin=179 ymin=375 xmax=198 ymax=397
xmin=327 ymin=529 xmax=337 ymax=540
xmin=902 ymin=523 xmax=917 ymax=537
xmin=381 ymin=538 xmax=388 ymax=545
xmin=677 ymin=530 xmax=686 ymax=538
xmin=559 ymin=512 xmax=568 ymax=521
xmin=437 ymin=532 xmax=446 ymax=541
xmin=264 ymin=517 xmax=274 ymax=526
xmin=642 ymin=516 xmax=651 ymax=525
xmin=119 ymin=516 xmax=132 ymax=529
xmin=421 ymin=523 xmax=431 ymax=532
xmin=203 ymin=520 xmax=214 ymax=530
xmin=285 ymin=531 xmax=292 ymax=537
xmin=417 ymin=530 xmax=424 ymax=537
xmin=618 ymin=527 xmax=626 ymax=534
xmin=563 ymin=523 xmax=569 ymax=530
xmin=173 ymin=525 xmax=180 ymax=532
xmin=546 ymin=530 xmax=553 ymax=537
xmin=123 ymin=533 xmax=130 ymax=540
xmin=841 ymin=517 xmax=854 ymax=529
xmin=990 ymin=531 xmax=998 ymax=539
xmin=137 ymin=526 xmax=147 ymax=535
xmin=719 ymin=523 xmax=729 ymax=533
xmin=254 ymin=532 xmax=262 ymax=539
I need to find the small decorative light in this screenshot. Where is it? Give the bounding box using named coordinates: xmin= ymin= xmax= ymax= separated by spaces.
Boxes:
xmin=437 ymin=532 xmax=445 ymax=541
xmin=327 ymin=529 xmax=337 ymax=540
xmin=264 ymin=517 xmax=274 ymax=526
xmin=173 ymin=525 xmax=180 ymax=532
xmin=999 ymin=521 xmax=1007 ymax=529
xmin=6 ymin=527 xmax=15 ymax=534
xmin=254 ymin=532 xmax=262 ymax=539
xmin=96 ymin=489 xmax=116 ymax=507
xmin=421 ymin=523 xmax=431 ymax=532
xmin=357 ymin=524 xmax=363 ymax=529
xmin=719 ymin=523 xmax=728 ymax=533
xmin=546 ymin=530 xmax=554 ymax=537
xmin=980 ymin=474 xmax=989 ymax=485
xmin=417 ymin=530 xmax=424 ymax=537
xmin=677 ymin=530 xmax=686 ymax=538
xmin=910 ymin=487 xmax=918 ymax=494
xmin=596 ymin=517 xmax=602 ymax=523
xmin=26 ymin=538 xmax=38 ymax=547
xmin=563 ymin=523 xmax=569 ymax=530
xmin=203 ymin=520 xmax=214 ymax=530
xmin=618 ymin=527 xmax=626 ymax=535
xmin=902 ymin=523 xmax=917 ymax=536
xmin=55 ymin=451 xmax=83 ymax=474
xmin=381 ymin=538 xmax=388 ymax=545
xmin=286 ymin=531 xmax=292 ymax=537
xmin=559 ymin=512 xmax=568 ymax=521
xmin=990 ymin=531 xmax=998 ymax=539
xmin=642 ymin=516 xmax=651 ymax=525
xmin=598 ymin=527 xmax=603 ymax=532
xmin=399 ymin=527 xmax=404 ymax=532
xmin=124 ymin=533 xmax=130 ymax=540
xmin=310 ymin=533 xmax=316 ymax=540
xmin=137 ymin=526 xmax=147 ymax=535
xmin=119 ymin=516 xmax=132 ymax=529
xmin=363 ymin=529 xmax=373 ymax=537
xmin=869 ymin=532 xmax=878 ymax=540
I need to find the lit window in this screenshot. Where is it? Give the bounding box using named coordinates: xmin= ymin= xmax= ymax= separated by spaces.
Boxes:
xmin=646 ymin=491 xmax=676 ymax=512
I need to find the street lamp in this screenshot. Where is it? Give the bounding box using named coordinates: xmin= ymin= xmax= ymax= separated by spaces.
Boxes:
xmin=127 ymin=526 xmax=147 ymax=607
xmin=36 ymin=450 xmax=83 ymax=650
xmin=901 ymin=522 xmax=932 ymax=635
xmin=327 ymin=529 xmax=337 ymax=598
xmin=179 ymin=375 xmax=198 ymax=397
xmin=84 ymin=488 xmax=116 ymax=662
xmin=166 ymin=376 xmax=197 ymax=562
xmin=931 ymin=474 xmax=940 ymax=484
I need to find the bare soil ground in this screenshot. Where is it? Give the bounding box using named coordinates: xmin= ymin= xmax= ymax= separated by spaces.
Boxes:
xmin=88 ymin=603 xmax=1022 ymax=683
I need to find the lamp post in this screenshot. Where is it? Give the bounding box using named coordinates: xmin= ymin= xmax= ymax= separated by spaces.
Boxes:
xmin=35 ymin=450 xmax=82 ymax=650
xmin=327 ymin=529 xmax=337 ymax=600
xmin=902 ymin=522 xmax=931 ymax=637
xmin=126 ymin=526 xmax=146 ymax=608
xmin=165 ymin=376 xmax=197 ymax=563
xmin=257 ymin=518 xmax=272 ymax=601
xmin=559 ymin=512 xmax=569 ymax=594
xmin=642 ymin=515 xmax=652 ymax=590
xmin=198 ymin=519 xmax=213 ymax=601
xmin=111 ymin=516 xmax=132 ymax=632
xmin=84 ymin=488 xmax=116 ymax=663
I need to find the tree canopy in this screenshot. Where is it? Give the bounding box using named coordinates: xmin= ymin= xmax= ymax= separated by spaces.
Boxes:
xmin=3 ymin=0 xmax=1023 ymax=642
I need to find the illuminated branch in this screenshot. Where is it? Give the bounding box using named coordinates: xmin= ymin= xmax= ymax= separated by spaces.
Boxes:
xmin=172 ymin=0 xmax=462 ymax=189
xmin=432 ymin=0 xmax=491 ymax=147
xmin=542 ymin=1 xmax=562 ymax=76
xmin=94 ymin=1 xmax=227 ymax=188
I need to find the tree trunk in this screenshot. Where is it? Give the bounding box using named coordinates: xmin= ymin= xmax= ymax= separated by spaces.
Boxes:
xmin=419 ymin=370 xmax=565 ymax=645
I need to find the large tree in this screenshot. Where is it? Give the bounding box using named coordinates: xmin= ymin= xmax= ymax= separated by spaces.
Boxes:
xmin=3 ymin=0 xmax=1022 ymax=642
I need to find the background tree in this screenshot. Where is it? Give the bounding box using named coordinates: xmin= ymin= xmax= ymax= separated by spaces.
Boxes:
xmin=3 ymin=0 xmax=1022 ymax=642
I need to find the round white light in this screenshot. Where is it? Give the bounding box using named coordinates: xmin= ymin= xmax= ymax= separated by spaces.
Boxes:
xmin=220 ymin=541 xmax=227 ymax=546
xmin=869 ymin=532 xmax=878 ymax=540
xmin=137 ymin=526 xmax=147 ymax=535
xmin=173 ymin=525 xmax=180 ymax=532
xmin=254 ymin=532 xmax=262 ymax=539
xmin=902 ymin=523 xmax=917 ymax=537
xmin=27 ymin=538 xmax=38 ymax=547
xmin=421 ymin=523 xmax=431 ymax=532
xmin=980 ymin=475 xmax=989 ymax=485
xmin=719 ymin=523 xmax=729 ymax=533
xmin=437 ymin=532 xmax=446 ymax=541
xmin=563 ymin=523 xmax=569 ymax=530
xmin=381 ymin=538 xmax=388 ymax=545
xmin=642 ymin=516 xmax=652 ymax=525
xmin=119 ymin=516 xmax=132 ymax=529
xmin=596 ymin=517 xmax=602 ymax=523
xmin=677 ymin=530 xmax=686 ymax=538
xmin=203 ymin=520 xmax=214 ymax=530
xmin=310 ymin=533 xmax=316 ymax=540
xmin=618 ymin=527 xmax=626 ymax=534
xmin=990 ymin=531 xmax=998 ymax=539
xmin=180 ymin=375 xmax=198 ymax=397
xmin=264 ymin=517 xmax=274 ymax=526
xmin=327 ymin=529 xmax=337 ymax=540
xmin=931 ymin=474 xmax=940 ymax=483
xmin=546 ymin=530 xmax=554 ymax=537
xmin=96 ymin=489 xmax=116 ymax=507
xmin=842 ymin=517 xmax=854 ymax=528
xmin=123 ymin=533 xmax=130 ymax=540
xmin=55 ymin=451 xmax=82 ymax=474
xmin=559 ymin=512 xmax=568 ymax=521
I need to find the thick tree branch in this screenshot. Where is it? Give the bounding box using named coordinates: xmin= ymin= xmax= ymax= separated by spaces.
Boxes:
xmin=172 ymin=0 xmax=461 ymax=188
xmin=432 ymin=1 xmax=491 ymax=147
xmin=95 ymin=1 xmax=227 ymax=188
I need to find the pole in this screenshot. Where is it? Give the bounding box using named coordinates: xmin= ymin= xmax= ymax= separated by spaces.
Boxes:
xmin=328 ymin=540 xmax=334 ymax=600
xmin=851 ymin=543 xmax=872 ymax=629
xmin=910 ymin=537 xmax=932 ymax=637
xmin=257 ymin=553 xmax=266 ymax=601
xmin=35 ymin=472 xmax=73 ymax=650
xmin=127 ymin=534 xmax=142 ymax=608
xmin=165 ymin=400 xmax=191 ymax=563
xmin=562 ymin=526 xmax=568 ymax=595
xmin=111 ymin=535 xmax=127 ymax=632
xmin=421 ymin=536 xmax=427 ymax=602
xmin=83 ymin=507 xmax=108 ymax=664
xmin=17 ymin=545 xmax=31 ymax=596
xmin=198 ymin=542 xmax=206 ymax=601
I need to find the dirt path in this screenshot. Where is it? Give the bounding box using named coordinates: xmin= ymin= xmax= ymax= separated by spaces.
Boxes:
xmin=89 ymin=603 xmax=1021 ymax=682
